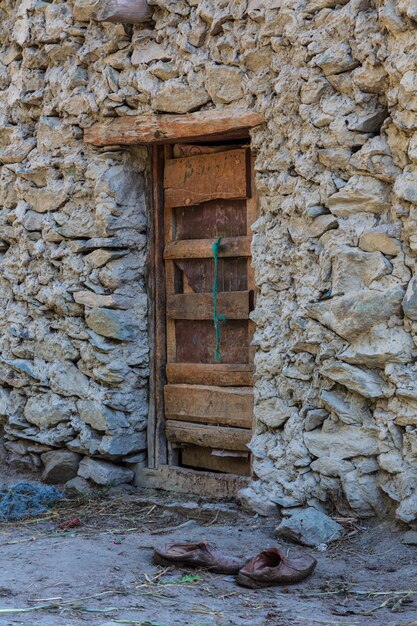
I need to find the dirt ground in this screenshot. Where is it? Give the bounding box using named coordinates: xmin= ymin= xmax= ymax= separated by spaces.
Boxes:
xmin=0 ymin=471 xmax=416 ymax=626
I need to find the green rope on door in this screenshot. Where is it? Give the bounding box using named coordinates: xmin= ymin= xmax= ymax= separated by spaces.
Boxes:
xmin=212 ymin=237 xmax=226 ymax=363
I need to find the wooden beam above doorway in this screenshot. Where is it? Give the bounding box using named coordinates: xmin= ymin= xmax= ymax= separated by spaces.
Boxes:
xmin=83 ymin=110 xmax=265 ymax=146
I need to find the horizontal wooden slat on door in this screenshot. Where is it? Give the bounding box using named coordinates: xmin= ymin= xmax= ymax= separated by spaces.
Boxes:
xmin=164 ymin=236 xmax=251 ymax=260
xmin=181 ymin=446 xmax=250 ymax=476
xmin=167 ymin=291 xmax=253 ymax=320
xmin=166 ymin=420 xmax=251 ymax=451
xmin=165 ymin=384 xmax=253 ymax=428
xmin=164 ymin=148 xmax=251 ymax=208
xmin=166 ymin=363 xmax=253 ymax=386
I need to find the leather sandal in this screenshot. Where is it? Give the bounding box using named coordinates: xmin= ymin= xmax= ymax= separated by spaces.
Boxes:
xmin=153 ymin=541 xmax=246 ymax=574
xmin=236 ymin=547 xmax=317 ymax=588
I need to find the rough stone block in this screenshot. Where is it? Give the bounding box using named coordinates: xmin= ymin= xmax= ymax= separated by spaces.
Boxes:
xmin=320 ymin=361 xmax=390 ymax=398
xmin=49 ymin=361 xmax=94 ymax=400
xmin=275 ymin=508 xmax=343 ymax=546
xmin=98 ymin=431 xmax=147 ymax=457
xmin=205 ymin=65 xmax=243 ymax=104
xmin=151 ymin=79 xmax=210 ymax=113
xmin=339 ymin=326 xmax=416 ymax=367
xmin=85 ymin=308 xmax=135 ymax=340
xmin=77 ymin=400 xmax=129 ymax=432
xmin=78 ymin=458 xmax=134 ymax=485
xmin=238 ymin=487 xmax=278 ymax=517
xmin=24 ymin=394 xmax=76 ymax=429
xmin=327 ymin=176 xmax=391 ymax=216
xmin=403 ymin=277 xmax=417 ymax=321
xmin=359 ymin=232 xmax=401 ymax=256
xmin=64 ymin=476 xmax=94 ymax=497
xmin=73 ymin=0 xmax=101 ymax=21
xmin=306 ymin=287 xmax=404 ymax=341
xmin=304 ymin=423 xmax=379 ymax=459
xmin=41 ymin=450 xmax=82 ymax=484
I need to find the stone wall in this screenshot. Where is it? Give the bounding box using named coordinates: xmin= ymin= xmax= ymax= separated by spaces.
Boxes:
xmin=1 ymin=0 xmax=417 ymax=520
xmin=0 ymin=0 xmax=150 ymax=483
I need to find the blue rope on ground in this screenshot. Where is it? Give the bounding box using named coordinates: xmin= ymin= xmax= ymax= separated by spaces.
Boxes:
xmin=0 ymin=482 xmax=62 ymax=522
xmin=212 ymin=237 xmax=226 ymax=363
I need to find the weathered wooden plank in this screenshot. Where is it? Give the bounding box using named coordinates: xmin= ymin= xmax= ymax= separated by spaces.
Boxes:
xmin=165 ymin=384 xmax=253 ymax=427
xmin=97 ymin=0 xmax=152 ymax=23
xmin=164 ymin=149 xmax=251 ymax=208
xmin=175 ymin=200 xmax=247 ymax=240
xmin=164 ymin=236 xmax=251 ymax=260
xmin=177 ymin=258 xmax=247 ymax=293
xmin=173 ymin=144 xmax=246 ymax=158
xmin=166 ymin=363 xmax=253 ymax=386
xmin=166 ymin=420 xmax=252 ymax=450
xmin=135 ymin=465 xmax=250 ymax=498
xmin=181 ymin=446 xmax=251 ymax=476
xmin=152 ymin=146 xmax=168 ymax=466
xmin=84 ymin=110 xmax=264 ymax=147
xmin=167 ymin=291 xmax=253 ymax=320
xmin=175 ymin=319 xmax=249 ymax=364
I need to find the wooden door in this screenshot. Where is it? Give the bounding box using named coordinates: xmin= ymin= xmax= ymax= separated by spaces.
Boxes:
xmin=157 ymin=143 xmax=257 ymax=477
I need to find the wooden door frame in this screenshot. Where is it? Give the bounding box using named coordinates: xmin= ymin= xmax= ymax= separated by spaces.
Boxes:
xmin=147 ymin=142 xmax=258 ymax=496
xmin=84 ymin=110 xmax=265 ymax=497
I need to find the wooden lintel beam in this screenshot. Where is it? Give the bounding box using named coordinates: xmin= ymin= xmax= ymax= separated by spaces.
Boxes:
xmin=164 ymin=236 xmax=252 ymax=260
xmin=166 ymin=291 xmax=253 ymax=320
xmin=97 ymin=0 xmax=152 ymax=24
xmin=84 ymin=110 xmax=265 ymax=146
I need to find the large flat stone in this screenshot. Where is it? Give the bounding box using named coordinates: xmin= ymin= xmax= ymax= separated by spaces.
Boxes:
xmin=306 ymin=287 xmax=403 ymax=341
xmin=275 ymin=507 xmax=343 ymax=546
xmin=288 ymin=215 xmax=338 ymax=244
xmin=320 ymin=361 xmax=390 ymax=398
xmin=98 ymin=431 xmax=147 ymax=458
xmin=78 ymin=458 xmax=134 ymax=486
xmin=41 ymin=450 xmax=82 ymax=484
xmin=327 ymin=175 xmax=391 ymax=216
xmin=85 ymin=308 xmax=135 ymax=341
xmin=73 ymin=291 xmax=134 ymax=310
xmin=151 ymin=80 xmax=210 ymax=114
xmin=359 ymin=232 xmax=401 ymax=256
xmin=339 ymin=326 xmax=416 ymax=367
xmin=304 ymin=423 xmax=379 ymax=459
xmin=320 ymin=389 xmax=371 ymax=425
xmin=330 ymin=247 xmax=391 ymax=294
xmin=49 ymin=361 xmax=94 ymax=400
xmin=24 ymin=393 xmax=76 ymax=429
xmin=77 ymin=400 xmax=129 ymax=432
xmin=311 ymin=457 xmax=354 ymax=477
xmin=205 ymin=65 xmax=243 ymax=104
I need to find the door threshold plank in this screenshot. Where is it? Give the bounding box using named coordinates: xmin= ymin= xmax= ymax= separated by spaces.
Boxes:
xmin=164 ymin=236 xmax=251 ymax=260
xmin=166 ymin=363 xmax=253 ymax=386
xmin=135 ymin=465 xmax=250 ymax=498
xmin=181 ymin=446 xmax=250 ymax=476
xmin=167 ymin=291 xmax=253 ymax=320
xmin=166 ymin=420 xmax=252 ymax=451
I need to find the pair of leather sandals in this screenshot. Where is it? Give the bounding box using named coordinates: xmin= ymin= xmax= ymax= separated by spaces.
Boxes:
xmin=153 ymin=541 xmax=317 ymax=588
